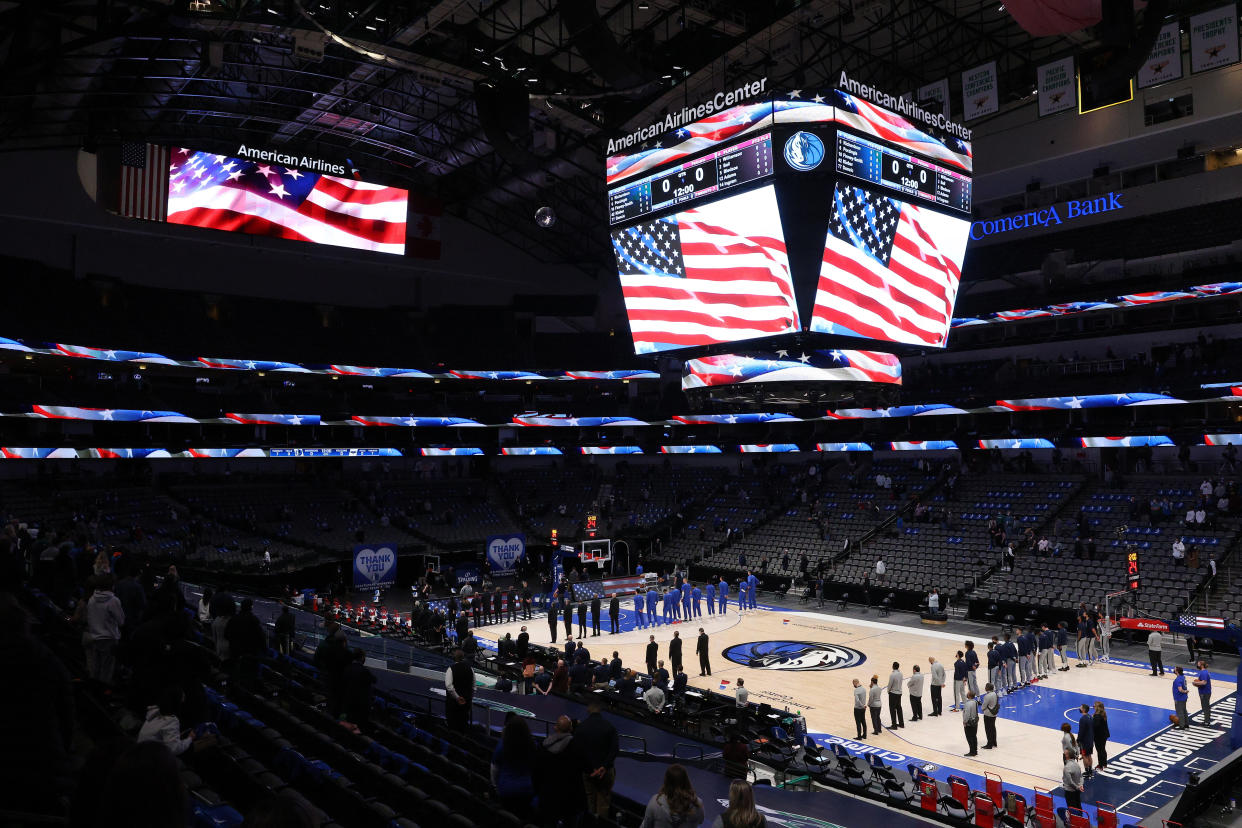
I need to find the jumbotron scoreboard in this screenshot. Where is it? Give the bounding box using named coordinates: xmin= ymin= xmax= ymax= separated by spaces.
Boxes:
xmin=605 ymin=78 xmax=974 ymax=356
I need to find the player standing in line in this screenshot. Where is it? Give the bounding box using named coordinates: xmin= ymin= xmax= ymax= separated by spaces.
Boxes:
xmin=633 ymin=589 xmax=646 ymax=629
xmin=1056 ymin=621 xmax=1070 ymax=671
xmin=705 ymin=579 xmax=716 ymax=615
xmin=691 ymin=582 xmax=702 ymax=617
xmin=963 ymin=640 xmax=979 ymax=697
xmin=986 ymin=641 xmax=1000 ymax=692
xmin=646 ymin=585 xmax=660 ymax=627
xmin=681 ymin=579 xmax=693 ymax=620
xmin=718 ymin=577 xmax=729 ymax=614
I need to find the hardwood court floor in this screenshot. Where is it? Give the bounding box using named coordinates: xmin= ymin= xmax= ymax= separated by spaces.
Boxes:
xmin=474 ymin=604 xmax=1228 ymax=792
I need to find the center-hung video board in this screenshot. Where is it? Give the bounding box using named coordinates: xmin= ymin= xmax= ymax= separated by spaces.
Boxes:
xmin=606 ymin=83 xmax=973 ymax=355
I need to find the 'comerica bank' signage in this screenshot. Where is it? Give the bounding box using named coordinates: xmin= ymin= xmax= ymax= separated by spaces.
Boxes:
xmin=970 ymin=192 xmax=1125 ymax=240
xmin=235 ymin=144 xmax=347 ymax=176
xmin=606 ymin=78 xmax=768 ymax=155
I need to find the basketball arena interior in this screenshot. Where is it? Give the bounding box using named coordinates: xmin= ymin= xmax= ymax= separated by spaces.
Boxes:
xmin=7 ymin=2 xmax=1242 ymax=828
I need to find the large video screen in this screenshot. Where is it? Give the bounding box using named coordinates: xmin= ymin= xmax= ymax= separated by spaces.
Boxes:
xmin=167 ymin=148 xmax=409 ymax=255
xmin=810 ymin=183 xmax=967 ymax=348
xmin=611 ymin=184 xmax=798 ymax=354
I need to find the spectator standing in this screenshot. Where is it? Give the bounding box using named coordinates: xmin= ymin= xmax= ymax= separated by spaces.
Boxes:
xmin=1147 ymin=630 xmax=1164 ymax=676
xmin=575 ymin=699 xmax=619 ymax=822
xmin=342 ymin=649 xmax=376 ymax=727
xmin=274 ymin=606 xmax=295 ymax=656
xmin=491 ymin=716 xmax=537 ymax=819
xmin=736 ymin=678 xmax=750 ymax=726
xmin=80 ymin=574 xmax=125 ymax=685
xmin=536 ymin=715 xmax=585 ymax=827
xmin=1060 ymin=722 xmax=1077 ymax=758
xmin=445 ymin=649 xmax=474 ymax=732
xmin=641 ymin=764 xmax=704 ymax=828
xmin=225 ymin=598 xmax=266 ymax=686
xmin=646 ymin=635 xmax=659 ymax=675
xmin=928 ymin=656 xmax=946 ymax=716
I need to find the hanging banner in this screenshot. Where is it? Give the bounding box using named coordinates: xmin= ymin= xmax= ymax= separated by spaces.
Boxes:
xmin=961 ymin=62 xmax=999 ymax=120
xmin=486 ymin=534 xmax=526 ymax=574
xmin=352 ymin=543 xmax=398 ymax=589
xmin=1037 ymin=57 xmax=1077 ymax=116
xmin=1190 ymin=4 xmax=1240 ymax=74
xmin=1138 ymin=21 xmax=1185 ymax=88
xmin=917 ymin=78 xmax=951 ymax=117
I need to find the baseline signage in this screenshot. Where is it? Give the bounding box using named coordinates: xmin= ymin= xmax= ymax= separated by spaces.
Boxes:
xmin=969 ymin=192 xmax=1125 ymax=240
xmin=352 ymin=543 xmax=398 ymax=589
xmin=486 ymin=534 xmax=526 ymax=574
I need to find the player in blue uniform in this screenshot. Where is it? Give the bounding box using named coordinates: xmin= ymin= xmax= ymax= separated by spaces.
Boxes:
xmin=646 ymin=587 xmax=660 ymax=626
xmin=705 ymin=581 xmax=716 ymax=615
xmin=633 ymin=590 xmax=646 ymax=629
xmin=691 ymin=584 xmax=702 ymax=617
xmin=681 ymin=581 xmax=692 ymax=619
xmin=718 ymin=578 xmax=729 ymax=614
xmin=747 ymin=572 xmax=759 ymax=609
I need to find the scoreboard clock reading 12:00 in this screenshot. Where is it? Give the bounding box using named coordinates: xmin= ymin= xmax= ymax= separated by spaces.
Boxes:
xmin=607 ymin=133 xmax=774 ymax=226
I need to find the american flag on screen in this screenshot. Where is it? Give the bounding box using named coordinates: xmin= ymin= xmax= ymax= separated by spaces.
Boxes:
xmin=166 ymin=148 xmax=407 ymax=254
xmin=682 ymin=349 xmax=901 ymax=389
xmin=829 ymin=91 xmax=973 ymax=173
xmin=119 ymin=142 xmax=170 ymax=221
xmin=811 ymin=185 xmax=966 ymax=348
xmin=612 ymin=186 xmax=799 ymax=354
xmin=1178 ymin=614 xmax=1226 ymax=629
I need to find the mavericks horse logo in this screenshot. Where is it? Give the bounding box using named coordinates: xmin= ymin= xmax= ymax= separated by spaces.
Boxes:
xmin=722 ymin=641 xmax=866 ymax=671
xmin=783 ymin=131 xmax=825 ymax=171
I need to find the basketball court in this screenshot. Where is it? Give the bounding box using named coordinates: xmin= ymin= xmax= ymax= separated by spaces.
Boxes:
xmin=471 ymin=598 xmax=1238 ymax=821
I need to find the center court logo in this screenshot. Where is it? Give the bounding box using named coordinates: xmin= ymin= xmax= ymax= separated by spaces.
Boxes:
xmin=783 ymin=131 xmax=825 ymax=171
xmin=723 ymin=640 xmax=866 ymax=671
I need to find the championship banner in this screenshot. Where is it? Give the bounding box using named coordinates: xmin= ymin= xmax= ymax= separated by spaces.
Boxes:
xmin=1190 ymin=4 xmax=1240 ymax=74
xmin=1037 ymin=57 xmax=1076 ymax=116
xmin=917 ymin=78 xmax=951 ymax=117
xmin=1138 ymin=21 xmax=1184 ymax=88
xmin=486 ymin=534 xmax=526 ymax=574
xmin=961 ymin=61 xmax=999 ymax=120
xmin=352 ymin=543 xmax=398 ymax=589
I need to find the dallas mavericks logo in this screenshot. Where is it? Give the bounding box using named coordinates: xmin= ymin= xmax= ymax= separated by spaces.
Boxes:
xmin=723 ymin=641 xmax=866 ymax=671
xmin=783 ymin=131 xmax=825 ymax=171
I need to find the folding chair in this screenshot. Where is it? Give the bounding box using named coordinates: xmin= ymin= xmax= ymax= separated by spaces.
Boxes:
xmin=1033 ymin=786 xmax=1055 ymax=828
xmin=1067 ymin=806 xmax=1091 ymax=828
xmin=919 ymin=777 xmax=940 ymax=813
xmin=974 ymin=791 xmax=997 ymax=828
xmin=867 ymin=753 xmax=898 ymax=786
xmin=1097 ymin=802 xmax=1117 ymax=828
xmin=985 ymin=772 xmax=1005 ymax=811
